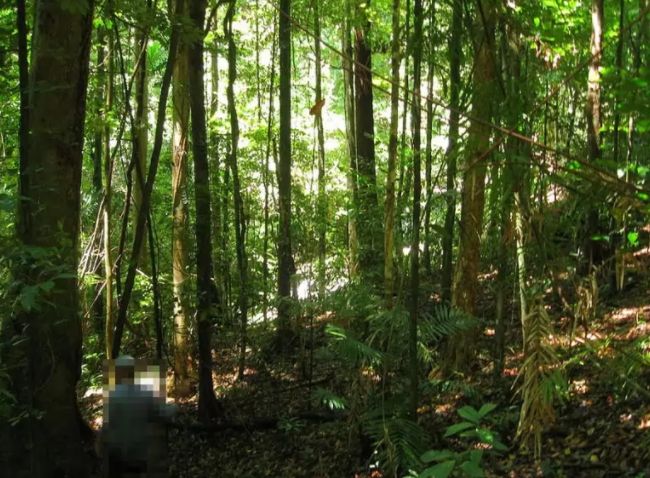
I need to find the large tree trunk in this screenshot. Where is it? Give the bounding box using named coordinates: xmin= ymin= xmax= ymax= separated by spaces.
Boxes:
xmin=448 ymin=0 xmax=497 ymax=371
xmin=354 ymin=0 xmax=381 ymax=282
xmin=276 ymin=0 xmax=295 ymax=350
xmin=171 ymin=0 xmax=192 ymax=397
xmin=384 ymin=0 xmax=401 ymax=307
xmin=0 ymin=0 xmax=94 ymax=476
xmin=440 ymin=0 xmax=462 ymax=305
xmin=408 ymin=0 xmax=424 ymax=419
xmin=189 ymin=0 xmax=221 ymax=421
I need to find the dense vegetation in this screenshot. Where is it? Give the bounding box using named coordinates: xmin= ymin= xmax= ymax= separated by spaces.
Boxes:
xmin=0 ymin=0 xmax=649 ymax=476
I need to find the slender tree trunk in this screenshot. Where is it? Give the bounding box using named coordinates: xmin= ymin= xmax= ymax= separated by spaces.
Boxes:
xmin=495 ymin=20 xmax=525 ymax=376
xmin=583 ymin=0 xmax=604 ymax=270
xmin=408 ymin=0 xmax=424 ymax=420
xmin=612 ymin=0 xmax=625 ymax=164
xmin=313 ymin=0 xmax=327 ymax=297
xmin=440 ymin=0 xmax=462 ymax=305
xmin=103 ymin=23 xmax=116 ymax=359
xmin=448 ymin=0 xmax=497 ymax=371
xmin=384 ymin=0 xmax=401 ymax=306
xmin=0 ymin=1 xmax=95 ymax=475
xmin=277 ymin=0 xmax=295 ymax=350
xmin=112 ymin=3 xmax=180 ymax=359
xmin=224 ymin=0 xmax=249 ymax=380
xmin=354 ymin=0 xmax=381 ymax=282
xmin=91 ymin=30 xmax=106 ymax=341
xmin=263 ymin=17 xmax=277 ymax=321
xmin=422 ymin=2 xmax=435 ymax=278
xmin=133 ymin=16 xmax=150 ymax=268
xmin=171 ymin=0 xmax=192 ymax=397
xmin=342 ymin=0 xmax=359 ymax=280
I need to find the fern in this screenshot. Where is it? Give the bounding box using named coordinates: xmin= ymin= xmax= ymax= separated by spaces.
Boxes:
xmin=325 ymin=324 xmax=383 ymax=366
xmin=419 ymin=305 xmax=476 ymax=344
xmin=364 ymin=415 xmax=429 ymax=475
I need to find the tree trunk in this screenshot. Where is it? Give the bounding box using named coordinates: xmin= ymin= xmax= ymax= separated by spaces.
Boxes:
xmin=440 ymin=0 xmax=462 ymax=305
xmin=133 ymin=16 xmax=150 ymax=268
xmin=313 ymin=0 xmax=327 ymax=297
xmin=422 ymin=2 xmax=436 ymax=278
xmin=448 ymin=0 xmax=497 ymax=371
xmin=342 ymin=0 xmax=359 ymax=280
xmin=189 ymin=0 xmax=221 ymax=421
xmin=103 ymin=22 xmax=116 ymax=359
xmin=171 ymin=0 xmax=192 ymax=397
xmin=112 ymin=1 xmax=180 ymax=359
xmin=584 ymin=0 xmax=603 ymax=270
xmin=224 ymin=0 xmax=249 ymax=380
xmin=0 ymin=0 xmax=94 ymax=475
xmin=354 ymin=0 xmax=381 ymax=282
xmin=277 ymin=0 xmax=296 ymax=350
xmin=384 ymin=0 xmax=401 ymax=307
xmin=262 ymin=16 xmax=277 ymax=321
xmin=408 ymin=0 xmax=424 ymax=420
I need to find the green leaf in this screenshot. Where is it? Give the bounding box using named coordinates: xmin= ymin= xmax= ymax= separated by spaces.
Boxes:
xmin=421 ymin=450 xmax=455 ymax=463
xmin=627 ymin=231 xmax=640 ymax=246
xmin=419 ymin=460 xmax=455 ymax=478
xmin=457 ymin=406 xmax=481 ymax=424
xmin=477 ymin=403 xmax=497 ymax=418
xmin=444 ymin=421 xmax=474 ymax=437
xmin=460 ymin=460 xmax=484 ymax=477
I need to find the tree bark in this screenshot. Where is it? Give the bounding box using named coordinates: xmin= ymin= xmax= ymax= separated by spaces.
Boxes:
xmin=583 ymin=0 xmax=604 ymax=270
xmin=224 ymin=0 xmax=249 ymax=380
xmin=313 ymin=0 xmax=327 ymax=297
xmin=354 ymin=0 xmax=381 ymax=282
xmin=440 ymin=0 xmax=462 ymax=305
xmin=277 ymin=0 xmax=296 ymax=350
xmin=384 ymin=0 xmax=401 ymax=307
xmin=189 ymin=0 xmax=221 ymax=421
xmin=408 ymin=0 xmax=424 ymax=420
xmin=342 ymin=0 xmax=359 ymax=280
xmin=448 ymin=0 xmax=497 ymax=371
xmin=171 ymin=0 xmax=192 ymax=397
xmin=0 ymin=0 xmax=95 ymax=475
xmin=423 ymin=2 xmax=436 ymax=278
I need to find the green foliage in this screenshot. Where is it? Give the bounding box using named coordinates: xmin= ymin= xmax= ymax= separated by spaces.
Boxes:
xmin=407 ymin=404 xmax=506 ymax=478
xmin=319 ymin=286 xmax=478 ymax=474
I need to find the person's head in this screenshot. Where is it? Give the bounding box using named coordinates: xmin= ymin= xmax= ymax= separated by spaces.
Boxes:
xmin=114 ymin=355 xmax=135 ymax=384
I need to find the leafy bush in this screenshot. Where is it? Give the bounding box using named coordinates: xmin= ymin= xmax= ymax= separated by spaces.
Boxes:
xmin=409 ymin=403 xmax=507 ymax=478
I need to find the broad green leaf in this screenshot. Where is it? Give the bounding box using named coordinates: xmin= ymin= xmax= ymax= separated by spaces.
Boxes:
xmin=457 ymin=406 xmax=481 ymax=424
xmin=477 ymin=403 xmax=497 ymax=418
xmin=421 ymin=450 xmax=454 ymax=463
xmin=419 ymin=460 xmax=455 ymax=478
xmin=460 ymin=459 xmax=484 ymax=477
xmin=444 ymin=421 xmax=474 ymax=437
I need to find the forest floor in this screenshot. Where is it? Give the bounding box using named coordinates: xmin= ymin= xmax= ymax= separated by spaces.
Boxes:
xmin=82 ymin=265 xmax=650 ymax=478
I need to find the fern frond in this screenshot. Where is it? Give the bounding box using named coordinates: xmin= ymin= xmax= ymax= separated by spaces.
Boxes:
xmin=364 ymin=416 xmax=429 ymax=473
xmin=326 ymin=324 xmax=383 ymax=366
